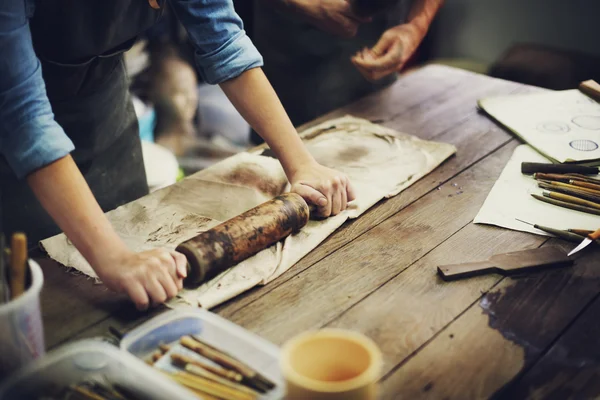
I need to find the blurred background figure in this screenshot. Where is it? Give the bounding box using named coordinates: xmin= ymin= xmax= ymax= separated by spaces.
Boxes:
xmin=126 ymin=0 xmax=600 ymax=181
xmin=245 ymin=0 xmax=445 ymax=144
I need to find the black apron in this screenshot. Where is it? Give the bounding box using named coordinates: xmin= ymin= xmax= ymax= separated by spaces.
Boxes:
xmin=250 ymin=1 xmax=412 ymax=144
xmin=0 ymin=1 xmax=165 ymax=246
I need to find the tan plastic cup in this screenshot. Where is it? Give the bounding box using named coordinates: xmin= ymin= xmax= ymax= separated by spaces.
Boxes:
xmin=280 ymin=328 xmax=382 ymax=400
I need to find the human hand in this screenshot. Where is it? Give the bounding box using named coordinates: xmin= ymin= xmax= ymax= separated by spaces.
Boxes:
xmin=95 ymin=248 xmax=188 ymax=311
xmin=288 ymin=160 xmax=356 ymax=218
xmin=290 ymin=0 xmax=372 ymax=38
xmin=351 ymin=23 xmax=425 ymax=81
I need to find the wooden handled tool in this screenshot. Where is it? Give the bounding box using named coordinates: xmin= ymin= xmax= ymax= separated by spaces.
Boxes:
xmin=9 ymin=233 xmax=28 ymax=299
xmin=579 ymin=79 xmax=600 ymax=102
xmin=568 ymin=227 xmax=600 ymax=256
xmin=437 ymin=246 xmax=573 ymax=281
xmin=176 ymin=193 xmax=310 ymax=285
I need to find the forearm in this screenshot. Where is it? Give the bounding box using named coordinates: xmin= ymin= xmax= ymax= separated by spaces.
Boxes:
xmin=219 ymin=67 xmax=316 ymax=177
xmin=26 ymin=155 xmax=129 ymax=268
xmin=405 ymin=0 xmax=445 ymax=35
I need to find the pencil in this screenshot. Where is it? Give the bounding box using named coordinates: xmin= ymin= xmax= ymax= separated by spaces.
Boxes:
xmin=9 ymin=233 xmax=27 ymax=299
xmin=531 ymin=194 xmax=600 ymax=216
xmin=537 ymin=182 xmax=600 ymax=203
xmin=542 ymin=190 xmax=600 ymax=210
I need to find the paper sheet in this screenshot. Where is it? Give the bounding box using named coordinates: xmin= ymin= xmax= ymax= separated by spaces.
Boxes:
xmin=40 ymin=116 xmax=456 ymax=309
xmin=478 ymin=89 xmax=600 ymax=164
xmin=474 ymin=144 xmax=600 ymax=235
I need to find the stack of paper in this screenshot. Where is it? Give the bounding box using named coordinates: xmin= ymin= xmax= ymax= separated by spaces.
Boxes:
xmin=478 ymin=89 xmax=600 ymax=166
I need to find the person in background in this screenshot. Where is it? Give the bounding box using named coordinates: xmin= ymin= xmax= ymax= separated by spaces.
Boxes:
xmin=246 ymin=0 xmax=445 ymax=143
xmin=0 ymin=0 xmax=354 ymax=311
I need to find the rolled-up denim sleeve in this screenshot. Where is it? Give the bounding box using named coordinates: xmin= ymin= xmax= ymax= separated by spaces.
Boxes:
xmin=167 ymin=0 xmax=263 ymax=84
xmin=0 ymin=1 xmax=74 ymax=179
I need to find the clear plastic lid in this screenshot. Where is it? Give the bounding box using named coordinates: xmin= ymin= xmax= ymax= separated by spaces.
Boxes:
xmin=120 ymin=308 xmax=285 ymax=399
xmin=0 ymin=339 xmax=201 ymax=399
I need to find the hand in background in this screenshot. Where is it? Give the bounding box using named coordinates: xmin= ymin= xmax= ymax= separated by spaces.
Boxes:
xmin=96 ymin=248 xmax=188 ymax=311
xmin=351 ymin=23 xmax=425 ymax=81
xmin=290 ymin=0 xmax=371 ymax=38
xmin=288 ymin=160 xmax=356 ymax=218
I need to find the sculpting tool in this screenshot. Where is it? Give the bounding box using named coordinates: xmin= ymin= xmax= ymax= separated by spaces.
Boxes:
xmin=521 ymin=162 xmax=599 ymax=175
xmin=537 ymin=182 xmax=600 ymax=203
xmin=569 ymin=179 xmax=600 ymax=192
xmin=579 ymin=79 xmax=600 ymax=102
xmin=568 ymin=229 xmax=594 ymax=237
xmin=515 ymin=219 xmax=587 ymax=243
xmin=542 ymin=190 xmax=600 ymax=210
xmin=437 ymin=246 xmax=573 ymax=281
xmin=564 ymin=173 xmax=600 ymax=185
xmin=537 ymin=180 xmax=600 ymax=196
xmin=9 ymin=232 xmax=27 ymax=299
xmin=568 ymin=227 xmax=600 ymax=256
xmin=531 ymin=193 xmax=600 ymax=216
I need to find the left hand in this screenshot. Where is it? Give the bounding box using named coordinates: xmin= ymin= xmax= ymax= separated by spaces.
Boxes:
xmin=288 ymin=161 xmax=356 ymax=218
xmin=350 ymin=23 xmax=425 ymax=81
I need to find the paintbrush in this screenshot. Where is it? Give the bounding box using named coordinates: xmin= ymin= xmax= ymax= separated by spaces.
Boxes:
xmin=183 ymin=364 xmax=260 ymax=398
xmin=168 ymin=371 xmax=256 ymax=400
xmin=515 ymin=219 xmax=589 ymax=243
xmin=171 ymin=353 xmax=244 ymax=383
xmin=180 ymin=336 xmax=273 ymax=393
xmin=538 ymin=182 xmax=600 ymax=203
xmin=9 ymin=232 xmax=27 ymax=299
xmin=531 ymin=193 xmax=600 ymax=216
xmin=543 ymin=190 xmax=600 ymax=210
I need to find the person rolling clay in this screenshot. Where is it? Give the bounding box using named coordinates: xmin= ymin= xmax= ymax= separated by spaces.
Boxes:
xmin=0 ymin=0 xmax=355 ymax=310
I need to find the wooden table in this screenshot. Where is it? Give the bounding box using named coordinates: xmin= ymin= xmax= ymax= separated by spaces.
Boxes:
xmin=37 ymin=65 xmax=600 ymax=399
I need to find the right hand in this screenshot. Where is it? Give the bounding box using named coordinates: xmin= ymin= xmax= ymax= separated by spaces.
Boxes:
xmin=291 ymin=0 xmax=372 ymax=38
xmin=95 ymin=248 xmax=188 ymax=311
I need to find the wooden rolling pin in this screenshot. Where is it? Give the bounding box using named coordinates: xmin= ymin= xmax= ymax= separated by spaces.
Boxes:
xmin=176 ymin=193 xmax=310 ymax=285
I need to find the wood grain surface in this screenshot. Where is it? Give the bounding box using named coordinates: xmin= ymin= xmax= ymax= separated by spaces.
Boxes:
xmin=36 ymin=65 xmax=600 ymax=399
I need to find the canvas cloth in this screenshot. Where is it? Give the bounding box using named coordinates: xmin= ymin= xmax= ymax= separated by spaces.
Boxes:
xmin=40 ymin=116 xmax=456 ymax=308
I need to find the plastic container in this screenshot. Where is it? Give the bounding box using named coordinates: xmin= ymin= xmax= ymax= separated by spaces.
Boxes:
xmin=0 ymin=339 xmax=201 ymax=399
xmin=0 ymin=260 xmax=45 ymax=379
xmin=120 ymin=308 xmax=285 ymax=399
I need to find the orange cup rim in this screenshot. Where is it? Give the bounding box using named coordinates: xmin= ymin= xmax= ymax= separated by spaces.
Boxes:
xmin=280 ymin=328 xmax=382 ymax=393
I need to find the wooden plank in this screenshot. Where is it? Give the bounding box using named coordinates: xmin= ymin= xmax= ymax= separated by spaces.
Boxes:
xmin=498 ymin=294 xmax=600 ymax=399
xmin=325 ymin=221 xmax=548 ymax=375
xmin=40 ymin=65 xmax=466 ymax=348
xmin=381 ymin=239 xmax=600 ymax=399
xmin=223 ymin=141 xmax=522 ymax=346
xmin=67 ymin=82 xmax=533 ymax=345
xmin=215 ymin=75 xmax=534 ymax=319
xmin=44 ymin=66 xmax=523 ymax=347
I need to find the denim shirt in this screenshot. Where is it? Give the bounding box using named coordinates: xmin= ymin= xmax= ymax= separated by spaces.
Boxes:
xmin=0 ymin=0 xmax=263 ymax=179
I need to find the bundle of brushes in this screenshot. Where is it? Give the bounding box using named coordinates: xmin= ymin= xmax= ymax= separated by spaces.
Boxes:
xmin=530 ymin=172 xmax=600 ymax=216
xmin=147 ymin=335 xmax=276 ymax=400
